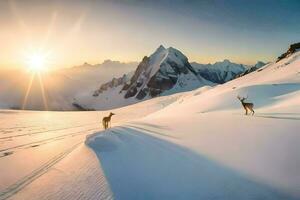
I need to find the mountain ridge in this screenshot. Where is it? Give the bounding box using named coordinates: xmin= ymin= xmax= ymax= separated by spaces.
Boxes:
xmin=191 ymin=60 xmax=266 ymax=84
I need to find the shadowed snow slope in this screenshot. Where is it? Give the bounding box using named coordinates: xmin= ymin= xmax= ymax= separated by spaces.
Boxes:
xmin=86 ymin=50 xmax=300 ymax=199
xmin=87 ymin=122 xmax=298 ymax=200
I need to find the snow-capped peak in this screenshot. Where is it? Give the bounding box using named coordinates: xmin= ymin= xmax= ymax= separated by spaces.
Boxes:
xmin=221 ymin=59 xmax=231 ymax=65
xmin=122 ymin=45 xmax=207 ymax=100
xmin=155 ymin=44 xmax=166 ymax=52
xmin=139 ymin=45 xmax=196 ymax=83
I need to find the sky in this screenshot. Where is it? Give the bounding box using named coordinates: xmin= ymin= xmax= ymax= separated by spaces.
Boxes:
xmin=0 ymin=0 xmax=299 ymax=69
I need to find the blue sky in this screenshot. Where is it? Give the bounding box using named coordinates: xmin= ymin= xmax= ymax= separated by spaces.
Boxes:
xmin=0 ymin=0 xmax=299 ymax=68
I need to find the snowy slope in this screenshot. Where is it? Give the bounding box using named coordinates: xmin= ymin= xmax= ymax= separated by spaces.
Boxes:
xmin=0 ymin=93 xmax=185 ymax=200
xmin=74 ymin=45 xmax=214 ymax=110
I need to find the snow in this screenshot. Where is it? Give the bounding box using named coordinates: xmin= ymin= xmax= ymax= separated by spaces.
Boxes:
xmin=85 ymin=51 xmax=300 ymax=199
xmin=86 ymin=114 xmax=299 ymax=199
xmin=0 ymin=51 xmax=300 ymax=199
xmin=0 ymin=94 xmax=181 ymax=199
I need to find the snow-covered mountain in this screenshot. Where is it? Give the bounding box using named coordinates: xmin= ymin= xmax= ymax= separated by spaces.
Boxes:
xmin=191 ymin=60 xmax=266 ymax=84
xmin=121 ymin=45 xmax=211 ymax=99
xmin=74 ymin=45 xmax=214 ymax=110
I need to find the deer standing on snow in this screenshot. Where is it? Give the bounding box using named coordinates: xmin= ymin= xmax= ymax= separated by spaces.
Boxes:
xmin=102 ymin=112 xmax=115 ymax=129
xmin=237 ymin=96 xmax=255 ymax=115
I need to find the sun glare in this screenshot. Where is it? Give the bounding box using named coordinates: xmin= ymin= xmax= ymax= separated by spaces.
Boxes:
xmin=26 ymin=52 xmax=48 ymax=72
xmin=23 ymin=50 xmax=50 ymax=110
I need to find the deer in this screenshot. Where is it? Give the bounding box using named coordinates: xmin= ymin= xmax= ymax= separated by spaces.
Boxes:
xmin=102 ymin=112 xmax=115 ymax=129
xmin=237 ymin=96 xmax=255 ymax=115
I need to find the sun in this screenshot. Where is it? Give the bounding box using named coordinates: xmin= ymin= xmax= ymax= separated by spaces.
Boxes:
xmin=26 ymin=52 xmax=48 ymax=72
xmin=22 ymin=50 xmax=51 ymax=110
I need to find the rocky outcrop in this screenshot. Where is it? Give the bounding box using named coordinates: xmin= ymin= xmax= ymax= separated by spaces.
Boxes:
xmin=277 ymin=42 xmax=300 ymax=62
xmin=234 ymin=61 xmax=266 ymax=78
xmin=121 ymin=56 xmax=151 ymax=99
xmin=93 ymin=74 xmax=128 ymax=97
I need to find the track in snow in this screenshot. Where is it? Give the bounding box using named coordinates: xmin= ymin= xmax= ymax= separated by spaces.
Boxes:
xmin=0 ymin=142 xmax=81 ymax=200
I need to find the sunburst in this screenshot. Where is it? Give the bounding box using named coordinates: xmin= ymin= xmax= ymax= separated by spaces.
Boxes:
xmin=25 ymin=51 xmax=51 ymax=72
xmin=11 ymin=0 xmax=87 ymax=111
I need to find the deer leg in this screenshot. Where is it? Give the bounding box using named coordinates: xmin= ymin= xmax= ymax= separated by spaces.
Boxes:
xmin=245 ymin=108 xmax=248 ymax=115
xmin=251 ymin=109 xmax=255 ymax=115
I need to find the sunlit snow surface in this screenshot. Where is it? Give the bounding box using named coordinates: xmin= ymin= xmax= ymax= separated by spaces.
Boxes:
xmin=0 ymin=95 xmax=183 ymax=200
xmin=1 ymin=52 xmax=300 ymax=200
xmin=0 ymin=111 xmax=110 ymax=199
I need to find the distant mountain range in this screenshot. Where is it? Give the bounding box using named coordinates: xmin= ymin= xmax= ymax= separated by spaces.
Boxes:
xmin=73 ymin=45 xmax=266 ymax=110
xmin=60 ymin=60 xmax=138 ymax=84
xmin=191 ymin=60 xmax=265 ymax=84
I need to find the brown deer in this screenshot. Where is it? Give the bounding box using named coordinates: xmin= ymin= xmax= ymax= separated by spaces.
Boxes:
xmin=102 ymin=112 xmax=115 ymax=129
xmin=237 ymin=96 xmax=255 ymax=115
